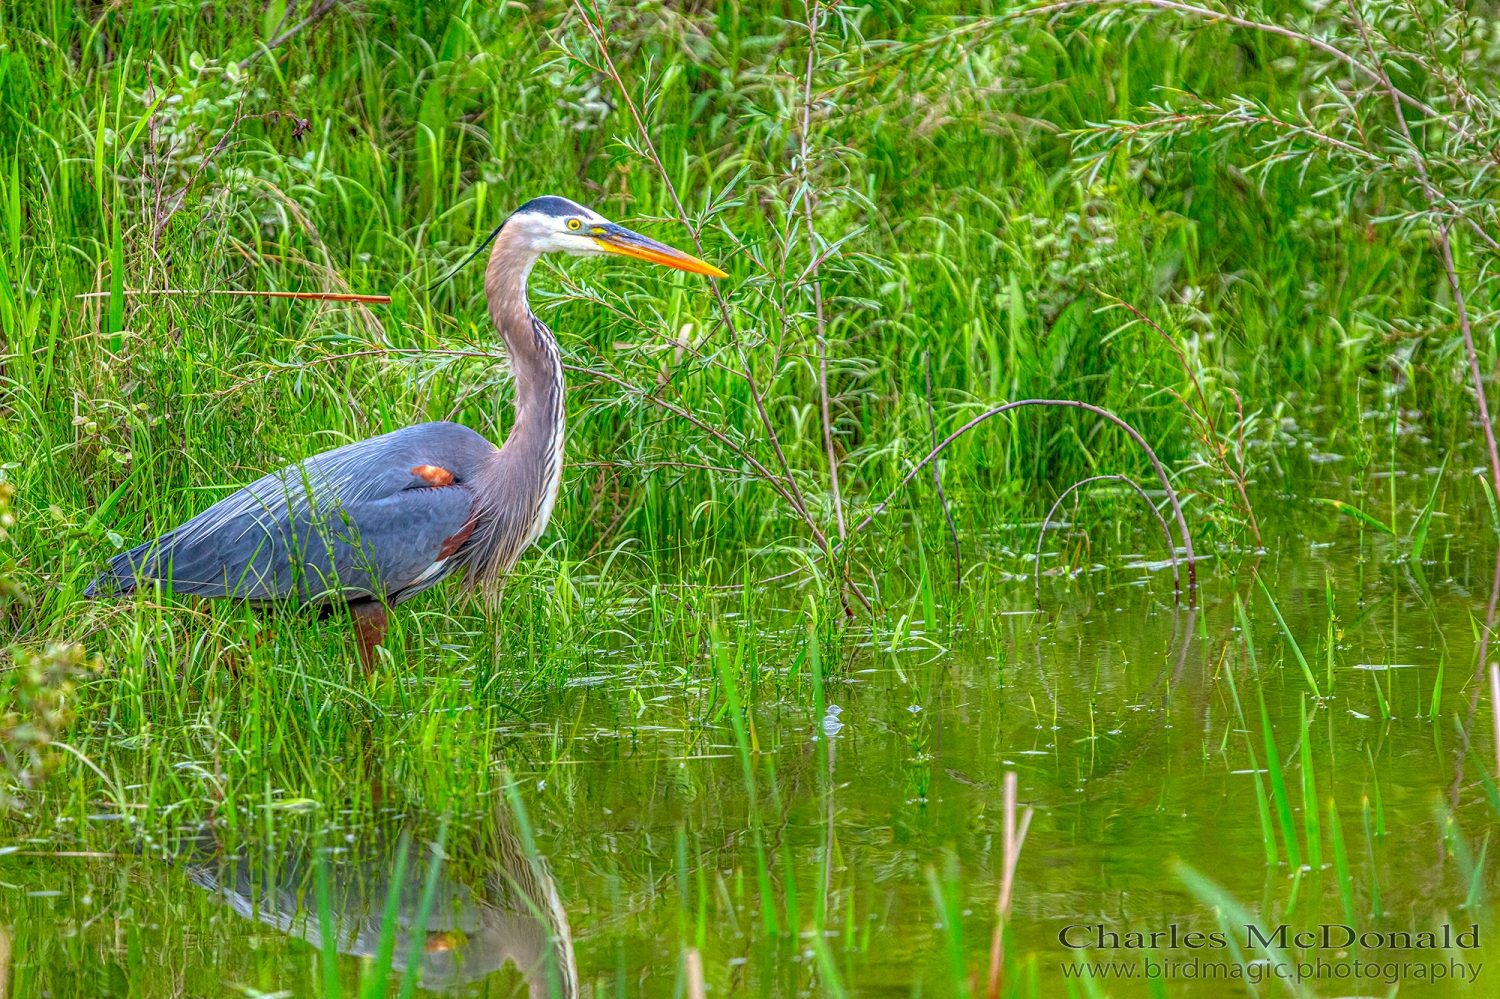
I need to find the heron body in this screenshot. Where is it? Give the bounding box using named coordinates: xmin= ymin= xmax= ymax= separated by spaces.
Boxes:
xmin=85 ymin=195 xmax=724 ymax=665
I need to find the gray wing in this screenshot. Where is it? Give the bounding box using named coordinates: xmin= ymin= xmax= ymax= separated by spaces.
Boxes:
xmin=86 ymin=422 xmax=496 ymax=605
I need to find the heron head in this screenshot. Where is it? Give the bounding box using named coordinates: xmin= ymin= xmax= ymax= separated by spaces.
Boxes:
xmin=426 ymin=195 xmax=726 ymax=292
xmin=506 ymin=195 xmax=727 ymax=277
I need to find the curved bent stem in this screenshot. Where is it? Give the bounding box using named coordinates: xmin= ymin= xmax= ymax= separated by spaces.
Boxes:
xmin=847 ymin=399 xmax=1197 ymax=592
xmin=1033 ymin=474 xmax=1179 ymax=607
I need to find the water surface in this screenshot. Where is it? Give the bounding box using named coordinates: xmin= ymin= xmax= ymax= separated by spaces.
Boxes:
xmin=4 ymin=464 xmax=1499 ymax=998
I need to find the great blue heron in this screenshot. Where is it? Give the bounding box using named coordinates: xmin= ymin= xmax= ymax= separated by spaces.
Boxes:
xmin=85 ymin=196 xmax=725 ymax=666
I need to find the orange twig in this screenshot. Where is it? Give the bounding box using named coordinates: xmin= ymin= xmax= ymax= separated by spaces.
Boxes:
xmin=74 ymin=289 xmax=391 ymax=304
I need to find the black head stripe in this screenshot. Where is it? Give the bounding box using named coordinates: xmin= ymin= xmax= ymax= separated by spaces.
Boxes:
xmin=515 ymin=195 xmax=587 ymax=218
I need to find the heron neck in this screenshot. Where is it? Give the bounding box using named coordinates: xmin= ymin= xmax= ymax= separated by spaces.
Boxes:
xmin=483 ymin=232 xmax=564 ymax=439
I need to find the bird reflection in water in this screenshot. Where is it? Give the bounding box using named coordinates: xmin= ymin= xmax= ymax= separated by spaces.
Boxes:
xmin=184 ymin=801 xmax=577 ymax=996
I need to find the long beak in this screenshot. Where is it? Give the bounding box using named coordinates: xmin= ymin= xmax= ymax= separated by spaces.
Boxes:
xmin=592 ymin=224 xmax=728 ymax=278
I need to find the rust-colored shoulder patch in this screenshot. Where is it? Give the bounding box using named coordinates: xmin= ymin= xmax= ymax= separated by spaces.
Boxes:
xmin=411 ymin=464 xmax=455 ymax=487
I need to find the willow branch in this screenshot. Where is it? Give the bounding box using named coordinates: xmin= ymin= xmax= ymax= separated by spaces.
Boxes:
xmin=1343 ymin=0 xmax=1500 ymax=501
xmin=1020 ymin=1 xmax=1438 ymax=117
xmin=570 ymin=0 xmax=828 ymax=555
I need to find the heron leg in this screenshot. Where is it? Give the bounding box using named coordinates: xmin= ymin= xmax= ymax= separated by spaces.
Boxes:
xmin=352 ymin=602 xmax=388 ymax=672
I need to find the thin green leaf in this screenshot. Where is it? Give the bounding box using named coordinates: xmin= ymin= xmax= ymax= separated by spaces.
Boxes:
xmin=1311 ymin=497 xmax=1395 ymax=535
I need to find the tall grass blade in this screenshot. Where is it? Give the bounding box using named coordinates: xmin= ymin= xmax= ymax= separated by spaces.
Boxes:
xmin=1480 ymin=476 xmax=1500 ymax=538
xmin=781 ymin=842 xmax=801 ymax=942
xmin=712 ymin=627 xmax=778 ymax=937
xmin=812 ymin=933 xmax=849 ymax=999
xmin=1327 ymin=797 xmax=1355 ymax=932
xmin=1221 ymin=654 xmax=1278 ymax=865
xmin=1311 ymin=497 xmax=1395 ymax=535
xmin=1299 ymin=696 xmax=1322 ymax=870
xmin=107 ymin=209 xmax=124 ymax=352
xmin=1370 ymin=667 xmax=1390 ymax=720
xmin=316 ymin=845 xmax=342 ymax=999
xmin=1257 ymin=575 xmax=1320 ymax=698
xmin=1175 ymin=862 xmax=1311 ymax=998
xmin=1259 ymin=688 xmax=1302 ymax=870
xmin=1362 ymin=796 xmax=1382 ymax=918
xmin=1407 ymin=452 xmax=1449 ymax=561
xmin=925 ymin=856 xmax=970 ymax=999
xmin=916 ymin=516 xmax=937 ymax=635
xmin=1234 ymin=594 xmax=1259 ymax=675
xmin=1430 ymin=656 xmax=1445 ymax=718
xmin=1465 ymin=832 xmax=1490 ymax=912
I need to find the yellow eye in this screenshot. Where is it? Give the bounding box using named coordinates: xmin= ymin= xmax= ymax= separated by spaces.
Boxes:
xmin=567 ymin=218 xmax=581 ymax=230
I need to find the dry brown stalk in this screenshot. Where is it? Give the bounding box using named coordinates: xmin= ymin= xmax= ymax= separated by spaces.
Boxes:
xmin=686 ymin=947 xmax=706 ymax=999
xmin=986 ymin=772 xmax=1034 ymax=999
xmin=1491 ymin=664 xmax=1500 ymax=785
xmin=75 ymin=289 xmax=391 ymax=304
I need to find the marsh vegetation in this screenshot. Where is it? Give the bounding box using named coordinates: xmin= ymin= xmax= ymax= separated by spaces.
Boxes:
xmin=3 ymin=1 xmax=1500 ymax=996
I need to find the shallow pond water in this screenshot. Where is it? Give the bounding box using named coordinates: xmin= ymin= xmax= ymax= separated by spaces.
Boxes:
xmin=4 ymin=471 xmax=1500 ymax=998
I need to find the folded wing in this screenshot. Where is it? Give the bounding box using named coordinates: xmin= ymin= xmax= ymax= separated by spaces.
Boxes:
xmin=86 ymin=423 xmax=492 ymax=605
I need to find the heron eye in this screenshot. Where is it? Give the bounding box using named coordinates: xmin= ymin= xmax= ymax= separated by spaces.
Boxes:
xmin=567 ymin=218 xmax=581 ymax=231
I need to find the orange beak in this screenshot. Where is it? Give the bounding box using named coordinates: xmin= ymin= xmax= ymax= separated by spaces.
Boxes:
xmin=592 ymin=224 xmax=727 ymax=278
